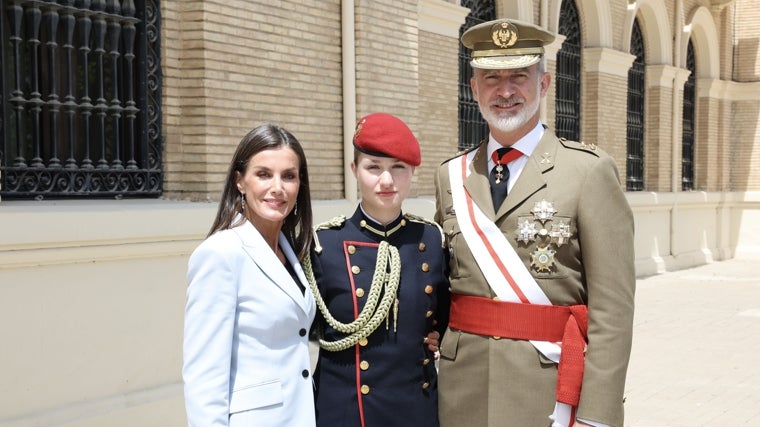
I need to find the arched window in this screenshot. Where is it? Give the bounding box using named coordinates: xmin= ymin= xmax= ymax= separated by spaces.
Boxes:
xmin=626 ymin=19 xmax=646 ymax=191
xmin=682 ymin=40 xmax=696 ymax=191
xmin=457 ymin=0 xmax=495 ymax=150
xmin=0 ymin=0 xmax=163 ymax=198
xmin=555 ymin=0 xmax=582 ymax=141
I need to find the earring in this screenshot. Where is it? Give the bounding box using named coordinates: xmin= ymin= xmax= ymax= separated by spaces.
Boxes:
xmin=240 ymin=193 xmax=246 ymax=212
xmin=293 ymin=201 xmax=298 ymax=216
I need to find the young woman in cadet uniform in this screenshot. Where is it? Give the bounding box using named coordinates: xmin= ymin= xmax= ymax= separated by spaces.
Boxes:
xmin=307 ymin=113 xmax=450 ymax=427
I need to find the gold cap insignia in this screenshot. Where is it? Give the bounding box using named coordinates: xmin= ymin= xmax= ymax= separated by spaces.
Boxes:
xmin=353 ymin=119 xmax=364 ymax=140
xmin=491 ymin=22 xmax=518 ymax=48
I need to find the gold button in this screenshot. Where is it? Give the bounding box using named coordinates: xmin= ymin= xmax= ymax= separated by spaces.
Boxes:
xmin=493 ymin=296 xmax=500 ymax=301
xmin=421 ymin=382 xmax=430 ymax=389
xmin=351 ymin=265 xmax=361 ymax=274
xmin=425 ymin=310 xmax=433 ymax=318
xmin=359 ymin=338 xmax=368 ymax=346
xmin=421 ymin=263 xmax=429 ymax=272
xmin=360 ymin=360 xmax=369 ymax=370
xmin=493 ymin=335 xmax=502 ymax=340
xmin=360 ymin=220 xmax=367 ymax=227
xmin=424 ymin=285 xmax=433 ymax=294
xmin=422 ymin=358 xmax=430 ymax=366
xmin=355 ymin=288 xmax=365 ymax=298
xmin=418 ymin=242 xmax=426 ymax=252
xmin=400 ymin=219 xmax=406 ymax=226
xmin=360 ymin=384 xmax=370 ymax=394
xmin=348 ymin=245 xmax=356 ymax=254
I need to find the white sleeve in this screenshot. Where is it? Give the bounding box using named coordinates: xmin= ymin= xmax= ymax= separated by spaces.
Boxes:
xmin=182 ymin=240 xmax=238 ymax=427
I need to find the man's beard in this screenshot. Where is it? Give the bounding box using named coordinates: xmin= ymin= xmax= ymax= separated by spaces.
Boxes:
xmin=478 ymin=89 xmax=540 ymax=134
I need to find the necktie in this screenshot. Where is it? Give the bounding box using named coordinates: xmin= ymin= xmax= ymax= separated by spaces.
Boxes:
xmin=489 ymin=147 xmax=522 ymax=210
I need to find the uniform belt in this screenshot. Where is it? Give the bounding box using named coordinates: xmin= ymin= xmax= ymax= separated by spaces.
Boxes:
xmin=449 ymin=293 xmax=588 ymax=406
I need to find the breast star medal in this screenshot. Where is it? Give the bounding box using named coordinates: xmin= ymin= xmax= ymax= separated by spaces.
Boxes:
xmin=530 ymin=246 xmax=556 ymax=273
xmin=531 ymin=200 xmax=557 ymax=223
xmin=516 ymin=218 xmax=538 ymax=244
xmin=549 ymin=220 xmax=572 ymax=247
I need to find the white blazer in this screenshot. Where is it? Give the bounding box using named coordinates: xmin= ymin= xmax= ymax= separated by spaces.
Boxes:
xmin=183 ymin=219 xmax=316 ymax=427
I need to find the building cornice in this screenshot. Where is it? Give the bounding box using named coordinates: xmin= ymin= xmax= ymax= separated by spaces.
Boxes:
xmin=584 ymin=47 xmax=636 ymax=78
xmin=418 ymin=0 xmax=469 ymax=38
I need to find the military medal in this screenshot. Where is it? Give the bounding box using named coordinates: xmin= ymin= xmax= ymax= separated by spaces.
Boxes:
xmin=491 ymin=147 xmax=523 ymax=184
xmin=516 ymin=218 xmax=538 ymax=244
xmin=494 ymin=164 xmax=505 ymax=184
xmin=531 ymin=199 xmax=557 ymax=223
xmin=550 ymin=220 xmax=572 ymax=246
xmin=530 ymin=246 xmax=556 ymax=272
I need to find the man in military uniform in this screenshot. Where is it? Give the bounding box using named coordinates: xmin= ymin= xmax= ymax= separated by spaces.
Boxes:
xmin=311 ymin=113 xmax=450 ymax=427
xmin=434 ymin=19 xmax=635 ymax=427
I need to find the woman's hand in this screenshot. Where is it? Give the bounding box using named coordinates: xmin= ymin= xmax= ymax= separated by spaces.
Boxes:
xmin=423 ymin=330 xmax=440 ymax=353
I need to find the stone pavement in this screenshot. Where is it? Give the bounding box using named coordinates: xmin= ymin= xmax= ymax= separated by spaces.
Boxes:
xmin=624 ymin=252 xmax=760 ymax=426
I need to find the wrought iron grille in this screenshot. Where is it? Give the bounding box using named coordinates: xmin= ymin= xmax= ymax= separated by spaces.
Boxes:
xmin=555 ymin=0 xmax=581 ymax=142
xmin=681 ymin=40 xmax=695 ymax=191
xmin=626 ymin=20 xmax=645 ymax=191
xmin=0 ymin=0 xmax=162 ymax=198
xmin=457 ymin=0 xmax=494 ymax=151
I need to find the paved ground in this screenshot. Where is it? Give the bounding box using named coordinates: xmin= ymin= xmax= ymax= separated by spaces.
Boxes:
xmin=624 ymin=252 xmax=760 ymax=426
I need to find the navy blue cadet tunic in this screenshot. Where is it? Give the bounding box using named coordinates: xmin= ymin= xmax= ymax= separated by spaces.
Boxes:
xmin=312 ymin=206 xmax=450 ymax=427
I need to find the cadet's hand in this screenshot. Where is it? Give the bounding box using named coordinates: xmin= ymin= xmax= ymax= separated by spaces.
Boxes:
xmin=423 ymin=331 xmax=440 ymax=352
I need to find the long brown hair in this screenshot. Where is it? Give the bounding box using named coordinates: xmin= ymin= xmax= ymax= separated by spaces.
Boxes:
xmin=207 ymin=124 xmax=313 ymax=260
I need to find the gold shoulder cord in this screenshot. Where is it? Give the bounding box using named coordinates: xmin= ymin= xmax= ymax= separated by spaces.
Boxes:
xmin=302 ymin=240 xmax=401 ymax=352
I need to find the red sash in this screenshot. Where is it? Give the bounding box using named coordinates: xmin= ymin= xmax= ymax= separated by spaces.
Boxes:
xmin=449 ymin=293 xmax=588 ymax=406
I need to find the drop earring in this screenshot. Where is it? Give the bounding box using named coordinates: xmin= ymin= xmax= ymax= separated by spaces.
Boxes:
xmin=293 ymin=201 xmax=298 ymax=216
xmin=240 ymin=193 xmax=246 ymax=213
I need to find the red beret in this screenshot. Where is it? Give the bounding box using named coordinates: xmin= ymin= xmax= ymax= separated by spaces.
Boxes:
xmin=353 ymin=113 xmax=421 ymax=166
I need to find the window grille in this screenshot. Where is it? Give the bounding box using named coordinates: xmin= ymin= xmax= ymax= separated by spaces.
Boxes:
xmin=681 ymin=40 xmax=695 ymax=191
xmin=457 ymin=0 xmax=494 ymax=151
xmin=555 ymin=0 xmax=581 ymax=141
xmin=0 ymin=0 xmax=162 ymax=198
xmin=626 ymin=20 xmax=645 ymax=191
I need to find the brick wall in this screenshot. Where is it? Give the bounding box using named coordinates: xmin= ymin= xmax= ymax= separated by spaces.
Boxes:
xmin=162 ymin=1 xmax=344 ymax=201
xmin=734 ymin=0 xmax=760 ymax=82
xmin=644 ymin=85 xmax=675 ymax=192
xmin=731 ymin=100 xmax=760 ymax=190
xmin=157 ymin=0 xmax=760 ymax=202
xmin=353 ymin=0 xmax=422 ymax=196
xmin=417 ymin=30 xmax=460 ymax=197
xmin=583 ymin=71 xmax=630 ymax=183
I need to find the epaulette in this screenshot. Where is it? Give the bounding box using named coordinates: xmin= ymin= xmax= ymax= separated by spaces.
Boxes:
xmin=315 ymin=215 xmax=346 ymax=231
xmin=440 ymin=143 xmax=480 ymax=166
xmin=404 ymin=213 xmax=445 ymax=248
xmin=313 ymin=215 xmax=346 ymax=254
xmin=558 ymin=137 xmax=601 ymax=157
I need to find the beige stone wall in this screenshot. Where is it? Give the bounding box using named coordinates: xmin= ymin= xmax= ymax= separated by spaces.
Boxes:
xmin=162 ymin=0 xmax=344 ymax=201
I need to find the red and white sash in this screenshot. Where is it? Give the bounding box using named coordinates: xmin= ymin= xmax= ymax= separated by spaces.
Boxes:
xmin=448 ymin=149 xmax=576 ymax=427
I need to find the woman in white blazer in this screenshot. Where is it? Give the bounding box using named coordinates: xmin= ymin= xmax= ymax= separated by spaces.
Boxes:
xmin=183 ymin=124 xmax=317 ymax=427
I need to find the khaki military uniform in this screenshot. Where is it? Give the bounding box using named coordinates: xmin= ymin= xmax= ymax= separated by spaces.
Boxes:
xmin=434 ymin=129 xmax=635 ymax=427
